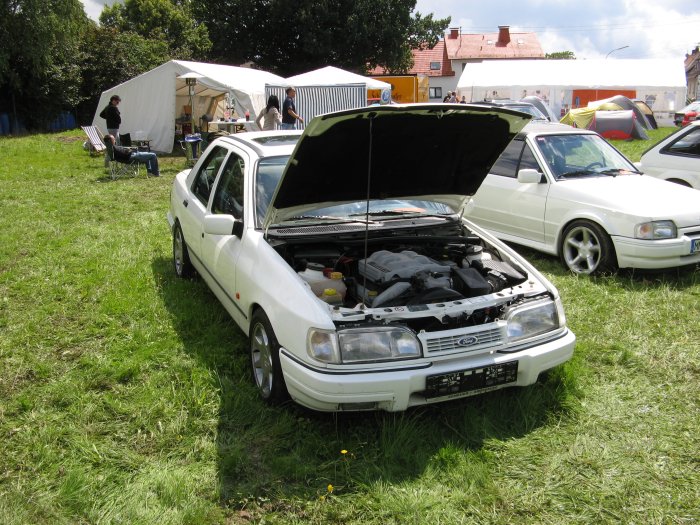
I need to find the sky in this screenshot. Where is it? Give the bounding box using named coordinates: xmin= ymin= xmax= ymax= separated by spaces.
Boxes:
xmin=82 ymin=0 xmax=699 ymax=60
xmin=415 ymin=0 xmax=700 ymax=60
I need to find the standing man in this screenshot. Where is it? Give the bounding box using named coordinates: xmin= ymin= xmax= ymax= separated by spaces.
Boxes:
xmin=100 ymin=95 xmax=122 ymax=145
xmin=281 ymin=87 xmax=304 ymax=130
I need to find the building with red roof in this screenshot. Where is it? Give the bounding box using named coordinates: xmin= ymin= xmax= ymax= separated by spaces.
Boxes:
xmin=371 ymin=26 xmax=545 ymax=102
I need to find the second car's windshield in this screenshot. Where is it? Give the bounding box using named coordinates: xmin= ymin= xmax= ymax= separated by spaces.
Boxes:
xmin=535 ymin=134 xmax=639 ymax=180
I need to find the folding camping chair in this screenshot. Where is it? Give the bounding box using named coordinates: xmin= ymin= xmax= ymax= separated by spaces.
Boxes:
xmin=104 ymin=138 xmax=142 ymax=180
xmin=81 ymin=125 xmax=106 ymax=156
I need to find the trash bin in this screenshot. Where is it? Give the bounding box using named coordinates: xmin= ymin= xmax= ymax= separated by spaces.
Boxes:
xmin=184 ymin=133 xmax=202 ymax=166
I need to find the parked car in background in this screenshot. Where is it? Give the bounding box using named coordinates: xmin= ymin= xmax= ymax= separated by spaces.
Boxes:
xmin=466 ymin=121 xmax=700 ymax=275
xmin=167 ymin=105 xmax=575 ymax=412
xmin=637 ymin=121 xmax=700 ymax=189
xmin=476 ymin=100 xmax=548 ymax=121
xmin=674 ymin=101 xmax=700 ymax=127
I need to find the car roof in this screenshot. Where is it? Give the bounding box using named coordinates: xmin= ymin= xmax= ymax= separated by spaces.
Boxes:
xmin=215 ymin=130 xmax=302 ymax=157
xmin=517 ymin=120 xmax=597 ymax=138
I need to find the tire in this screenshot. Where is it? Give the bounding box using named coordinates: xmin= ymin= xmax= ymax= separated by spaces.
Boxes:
xmin=560 ymin=220 xmax=617 ymax=275
xmin=173 ymin=221 xmax=194 ymax=278
xmin=249 ymin=309 xmax=288 ymax=404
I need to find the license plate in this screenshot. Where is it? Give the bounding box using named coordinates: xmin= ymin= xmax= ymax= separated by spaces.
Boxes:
xmin=425 ymin=361 xmax=518 ymax=398
xmin=692 ymin=239 xmax=700 ymax=254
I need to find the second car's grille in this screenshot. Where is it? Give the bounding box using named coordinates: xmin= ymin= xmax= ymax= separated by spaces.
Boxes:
xmin=419 ymin=322 xmax=507 ymax=356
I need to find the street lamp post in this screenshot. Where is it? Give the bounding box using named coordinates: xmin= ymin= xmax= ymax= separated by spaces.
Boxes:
xmin=605 ymin=45 xmax=629 ymax=59
xmin=185 ymin=77 xmax=197 ymax=133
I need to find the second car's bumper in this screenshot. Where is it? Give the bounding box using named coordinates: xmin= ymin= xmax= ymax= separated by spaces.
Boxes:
xmin=279 ymin=329 xmax=576 ymax=412
xmin=613 ymin=235 xmax=700 ymax=269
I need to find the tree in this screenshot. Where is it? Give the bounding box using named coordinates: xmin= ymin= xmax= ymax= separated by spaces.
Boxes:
xmin=191 ymin=0 xmax=449 ymax=76
xmin=545 ymin=51 xmax=576 ymax=60
xmin=100 ymin=0 xmax=212 ymax=60
xmin=0 ymin=0 xmax=90 ymax=130
xmin=75 ymin=25 xmax=171 ymax=125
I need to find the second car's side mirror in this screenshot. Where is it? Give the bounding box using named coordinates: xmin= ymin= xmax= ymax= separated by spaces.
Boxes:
xmin=203 ymin=214 xmax=243 ymax=237
xmin=517 ymin=168 xmax=543 ymax=184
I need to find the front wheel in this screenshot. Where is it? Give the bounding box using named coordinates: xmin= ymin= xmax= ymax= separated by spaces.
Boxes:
xmin=249 ymin=310 xmax=288 ymax=404
xmin=560 ymin=220 xmax=617 ymax=275
xmin=173 ymin=222 xmax=194 ymax=278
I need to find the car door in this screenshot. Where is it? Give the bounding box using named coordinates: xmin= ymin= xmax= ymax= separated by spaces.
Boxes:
xmin=200 ymin=149 xmax=247 ymax=310
xmin=179 ymin=145 xmax=229 ymax=260
xmin=469 ymin=138 xmax=548 ymax=244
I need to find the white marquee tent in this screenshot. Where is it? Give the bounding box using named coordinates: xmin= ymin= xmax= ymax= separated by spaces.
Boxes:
xmin=456 ymin=59 xmax=687 ymax=123
xmin=92 ymin=60 xmax=286 ymax=152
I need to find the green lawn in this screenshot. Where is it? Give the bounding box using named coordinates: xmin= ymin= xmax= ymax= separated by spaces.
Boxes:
xmin=0 ymin=129 xmax=698 ymax=524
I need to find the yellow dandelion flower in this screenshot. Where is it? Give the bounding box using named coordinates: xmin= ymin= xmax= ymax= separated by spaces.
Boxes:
xmin=319 ymin=495 xmax=326 ymax=501
xmin=341 ymin=449 xmax=348 ymax=455
xmin=327 ymin=484 xmax=334 ymax=493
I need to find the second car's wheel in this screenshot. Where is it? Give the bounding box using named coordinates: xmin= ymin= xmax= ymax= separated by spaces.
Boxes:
xmin=173 ymin=221 xmax=194 ymax=278
xmin=560 ymin=220 xmax=617 ymax=275
xmin=249 ymin=309 xmax=288 ymax=404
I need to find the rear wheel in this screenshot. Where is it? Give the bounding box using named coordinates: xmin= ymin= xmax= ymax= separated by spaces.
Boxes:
xmin=560 ymin=220 xmax=617 ymax=275
xmin=173 ymin=222 xmax=194 ymax=278
xmin=249 ymin=310 xmax=288 ymax=404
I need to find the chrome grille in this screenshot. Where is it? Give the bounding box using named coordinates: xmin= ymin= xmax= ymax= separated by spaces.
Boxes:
xmin=420 ymin=323 xmax=506 ymax=355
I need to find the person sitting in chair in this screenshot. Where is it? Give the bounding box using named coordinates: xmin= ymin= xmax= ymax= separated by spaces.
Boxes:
xmin=104 ymin=134 xmax=160 ymax=177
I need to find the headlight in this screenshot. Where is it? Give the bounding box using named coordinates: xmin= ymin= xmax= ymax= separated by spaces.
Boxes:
xmin=307 ymin=329 xmax=340 ymax=364
xmin=338 ymin=327 xmax=421 ymax=363
xmin=634 ymin=220 xmax=676 ymax=240
xmin=308 ymin=326 xmax=422 ymax=364
xmin=506 ymin=299 xmax=561 ymax=343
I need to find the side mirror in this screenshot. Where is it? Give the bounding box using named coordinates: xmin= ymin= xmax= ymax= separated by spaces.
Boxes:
xmin=203 ymin=214 xmax=242 ymax=237
xmin=517 ymin=168 xmax=543 ymax=184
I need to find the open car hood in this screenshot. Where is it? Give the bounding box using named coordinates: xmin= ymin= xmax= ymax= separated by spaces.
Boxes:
xmin=264 ymin=104 xmax=530 ymax=227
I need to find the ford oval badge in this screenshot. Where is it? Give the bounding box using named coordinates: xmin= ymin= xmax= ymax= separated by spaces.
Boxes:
xmin=457 ymin=335 xmax=479 ymax=347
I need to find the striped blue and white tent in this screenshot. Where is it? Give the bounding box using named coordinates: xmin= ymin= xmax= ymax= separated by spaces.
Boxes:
xmin=268 ymin=66 xmax=392 ymax=128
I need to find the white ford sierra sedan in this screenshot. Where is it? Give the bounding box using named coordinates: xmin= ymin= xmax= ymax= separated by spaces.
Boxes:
xmin=167 ymin=105 xmax=575 ymax=412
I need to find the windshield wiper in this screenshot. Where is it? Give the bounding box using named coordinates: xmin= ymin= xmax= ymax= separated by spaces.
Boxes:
xmin=598 ymin=168 xmax=642 ymax=176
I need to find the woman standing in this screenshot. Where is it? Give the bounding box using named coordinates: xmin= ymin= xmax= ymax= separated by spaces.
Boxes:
xmin=255 ymin=95 xmax=282 ymax=131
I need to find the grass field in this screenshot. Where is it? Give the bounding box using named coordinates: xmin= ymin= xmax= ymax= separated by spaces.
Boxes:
xmin=0 ymin=128 xmax=698 ymax=524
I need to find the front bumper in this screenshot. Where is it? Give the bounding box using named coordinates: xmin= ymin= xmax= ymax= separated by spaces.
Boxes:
xmin=613 ymin=234 xmax=700 ymax=269
xmin=280 ymin=329 xmax=576 ymax=412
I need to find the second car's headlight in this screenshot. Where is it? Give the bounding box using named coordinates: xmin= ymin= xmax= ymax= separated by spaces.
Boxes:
xmin=506 ymin=299 xmax=561 ymax=343
xmin=634 ymin=220 xmax=676 ymax=239
xmin=307 ymin=326 xmax=422 ymax=364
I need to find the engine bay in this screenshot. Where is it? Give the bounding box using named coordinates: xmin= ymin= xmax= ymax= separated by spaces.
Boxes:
xmin=271 ymin=219 xmax=532 ymax=327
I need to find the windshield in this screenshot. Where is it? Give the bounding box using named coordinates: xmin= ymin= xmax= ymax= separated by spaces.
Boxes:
xmin=534 ymin=133 xmax=639 ymax=180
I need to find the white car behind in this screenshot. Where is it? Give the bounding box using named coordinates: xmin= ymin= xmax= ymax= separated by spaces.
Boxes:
xmin=637 ymin=120 xmax=700 ymax=190
xmin=466 ymin=121 xmax=700 ymax=274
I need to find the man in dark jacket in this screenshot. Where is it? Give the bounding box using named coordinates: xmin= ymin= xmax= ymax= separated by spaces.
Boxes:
xmin=100 ymin=95 xmax=122 ymax=144
xmin=104 ymin=134 xmax=160 ymax=177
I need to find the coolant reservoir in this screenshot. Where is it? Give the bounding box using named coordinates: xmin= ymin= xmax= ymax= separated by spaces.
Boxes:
xmin=298 ymin=263 xmax=346 ymax=299
xmin=320 ymin=288 xmax=344 ymax=305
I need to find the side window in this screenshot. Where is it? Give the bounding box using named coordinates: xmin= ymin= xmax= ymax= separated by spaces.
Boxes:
xmin=192 ymin=146 xmax=228 ymax=206
xmin=664 ymin=127 xmax=700 ymax=156
xmin=212 ymin=153 xmax=245 ymax=219
xmin=519 ymin=144 xmax=542 ymax=171
xmin=491 ymin=140 xmax=525 ymax=178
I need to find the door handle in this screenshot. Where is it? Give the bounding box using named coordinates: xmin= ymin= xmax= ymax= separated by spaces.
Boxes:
xmin=183 ymin=199 xmax=188 ymax=207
